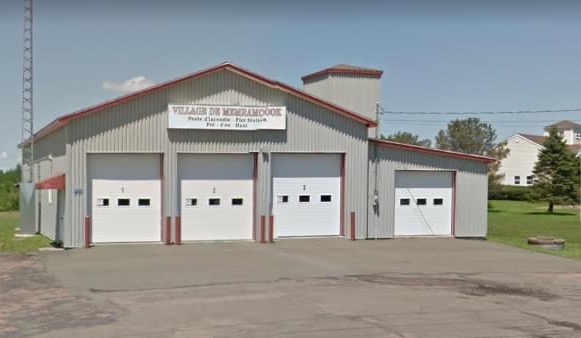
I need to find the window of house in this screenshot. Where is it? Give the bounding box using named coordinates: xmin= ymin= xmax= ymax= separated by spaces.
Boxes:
xmin=209 ymin=198 xmax=220 ymax=206
xmin=526 ymin=175 xmax=534 ymax=185
xmin=277 ymin=195 xmax=289 ymax=203
xmin=186 ymin=198 xmax=197 ymax=207
xmin=299 ymin=195 xmax=310 ymax=203
xmin=514 ymin=176 xmax=521 ymax=185
xmin=575 ymin=132 xmax=581 ymax=140
xmin=400 ymin=198 xmax=410 ymax=206
xmin=231 ymin=198 xmax=243 ymax=206
xmin=433 ymin=198 xmax=444 ymax=206
xmin=416 ymin=198 xmax=427 ymax=206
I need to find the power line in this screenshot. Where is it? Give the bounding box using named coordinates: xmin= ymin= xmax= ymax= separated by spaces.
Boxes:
xmin=379 ymin=107 xmax=581 ymax=116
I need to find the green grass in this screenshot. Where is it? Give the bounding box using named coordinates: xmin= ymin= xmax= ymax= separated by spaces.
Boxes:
xmin=0 ymin=212 xmax=52 ymax=253
xmin=488 ymin=200 xmax=581 ymax=260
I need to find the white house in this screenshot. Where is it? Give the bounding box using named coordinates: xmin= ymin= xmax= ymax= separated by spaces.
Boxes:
xmin=499 ymin=120 xmax=581 ymax=186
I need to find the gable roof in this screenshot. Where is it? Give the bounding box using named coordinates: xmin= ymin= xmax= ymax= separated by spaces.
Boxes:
xmin=544 ymin=120 xmax=581 ymax=131
xmin=516 ymin=133 xmax=581 ymax=154
xmin=518 ymin=133 xmax=548 ymax=145
xmin=370 ymin=139 xmax=497 ymax=163
xmin=20 ymin=62 xmax=377 ymax=148
xmin=301 ymin=64 xmax=384 ymax=83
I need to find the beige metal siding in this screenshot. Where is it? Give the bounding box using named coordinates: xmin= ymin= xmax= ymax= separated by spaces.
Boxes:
xmin=66 ymin=70 xmax=369 ymax=247
xmin=327 ymin=74 xmax=381 ymax=122
xmin=22 ymin=127 xmax=68 ymax=240
xmin=369 ymin=144 xmax=488 ymax=238
xmin=304 ymin=74 xmax=380 ymax=138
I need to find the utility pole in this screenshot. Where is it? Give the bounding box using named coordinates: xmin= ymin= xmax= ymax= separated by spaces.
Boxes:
xmin=373 ymin=102 xmax=380 ymax=240
xmin=22 ymin=0 xmax=34 ymax=182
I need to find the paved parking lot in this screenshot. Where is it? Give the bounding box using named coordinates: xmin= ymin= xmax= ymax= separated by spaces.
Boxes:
xmin=3 ymin=238 xmax=581 ymax=338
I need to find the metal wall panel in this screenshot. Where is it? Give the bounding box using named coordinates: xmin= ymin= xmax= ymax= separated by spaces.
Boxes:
xmin=304 ymin=74 xmax=380 ymax=138
xmin=369 ymin=144 xmax=489 ymax=238
xmin=20 ymin=127 xmax=68 ymax=238
xmin=65 ymin=69 xmax=369 ymax=247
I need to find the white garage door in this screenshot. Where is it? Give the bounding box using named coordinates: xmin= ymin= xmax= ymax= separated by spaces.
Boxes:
xmin=394 ymin=171 xmax=453 ymax=236
xmin=179 ymin=154 xmax=254 ymax=241
xmin=273 ymin=153 xmax=341 ymax=237
xmin=89 ymin=154 xmax=162 ymax=243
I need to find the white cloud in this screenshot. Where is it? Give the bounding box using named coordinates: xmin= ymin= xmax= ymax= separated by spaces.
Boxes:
xmin=0 ymin=152 xmax=7 ymax=160
xmin=102 ymin=75 xmax=155 ymax=94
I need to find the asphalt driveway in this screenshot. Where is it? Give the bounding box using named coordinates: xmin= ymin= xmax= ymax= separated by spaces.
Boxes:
xmin=3 ymin=239 xmax=581 ymax=338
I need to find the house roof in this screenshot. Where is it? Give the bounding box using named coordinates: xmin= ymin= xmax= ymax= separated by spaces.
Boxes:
xmin=370 ymin=139 xmax=497 ymax=163
xmin=20 ymin=62 xmax=378 ymax=148
xmin=518 ymin=133 xmax=548 ymax=145
xmin=301 ymin=64 xmax=384 ymax=83
xmin=543 ymin=120 xmax=581 ymax=131
xmin=517 ymin=133 xmax=581 ymax=154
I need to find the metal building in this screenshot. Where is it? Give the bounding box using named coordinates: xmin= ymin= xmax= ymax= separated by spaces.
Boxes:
xmin=19 ymin=62 xmax=494 ymax=248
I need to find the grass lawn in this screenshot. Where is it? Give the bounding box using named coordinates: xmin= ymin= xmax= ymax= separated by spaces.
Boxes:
xmin=0 ymin=212 xmax=52 ymax=253
xmin=488 ymin=200 xmax=581 ymax=260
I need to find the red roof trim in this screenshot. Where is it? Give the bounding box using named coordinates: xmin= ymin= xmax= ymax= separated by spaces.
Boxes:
xmin=20 ymin=63 xmax=376 ymax=147
xmin=370 ymin=139 xmax=497 ymax=163
xmin=35 ymin=174 xmax=65 ymax=190
xmin=302 ymin=67 xmax=383 ymax=83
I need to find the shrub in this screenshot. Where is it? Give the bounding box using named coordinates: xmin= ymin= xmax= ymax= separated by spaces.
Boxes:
xmin=489 ymin=185 xmax=533 ymax=201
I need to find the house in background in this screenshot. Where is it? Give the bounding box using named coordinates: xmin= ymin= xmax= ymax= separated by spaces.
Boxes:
xmin=499 ymin=120 xmax=581 ymax=186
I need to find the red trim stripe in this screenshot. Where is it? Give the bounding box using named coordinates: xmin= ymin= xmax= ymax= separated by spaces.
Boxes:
xmin=35 ymin=174 xmax=65 ymax=190
xmin=370 ymin=139 xmax=496 ymax=163
xmin=302 ymin=67 xmax=383 ymax=83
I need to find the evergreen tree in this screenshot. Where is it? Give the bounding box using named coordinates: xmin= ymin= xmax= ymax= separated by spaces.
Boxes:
xmin=532 ymin=128 xmax=580 ymax=213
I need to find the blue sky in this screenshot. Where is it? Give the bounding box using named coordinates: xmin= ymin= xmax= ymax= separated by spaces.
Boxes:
xmin=1 ymin=0 xmax=580 ymax=170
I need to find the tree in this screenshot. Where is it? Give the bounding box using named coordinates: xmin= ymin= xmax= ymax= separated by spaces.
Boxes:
xmin=435 ymin=118 xmax=509 ymax=190
xmin=0 ymin=165 xmax=21 ymax=211
xmin=532 ymin=128 xmax=580 ymax=213
xmin=383 ymin=131 xmax=431 ymax=148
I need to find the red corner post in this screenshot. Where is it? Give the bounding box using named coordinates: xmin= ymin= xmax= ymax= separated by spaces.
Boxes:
xmin=175 ymin=216 xmax=182 ymax=245
xmin=260 ymin=215 xmax=266 ymax=243
xmin=350 ymin=212 xmax=356 ymax=241
xmin=268 ymin=215 xmax=274 ymax=243
xmin=84 ymin=216 xmax=91 ymax=248
xmin=164 ymin=216 xmax=171 ymax=245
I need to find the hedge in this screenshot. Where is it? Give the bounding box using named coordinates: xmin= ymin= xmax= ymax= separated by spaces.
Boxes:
xmin=488 ymin=185 xmax=533 ymax=201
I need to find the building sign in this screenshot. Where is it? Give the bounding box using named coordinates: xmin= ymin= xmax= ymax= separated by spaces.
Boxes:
xmin=168 ymin=104 xmax=286 ymax=130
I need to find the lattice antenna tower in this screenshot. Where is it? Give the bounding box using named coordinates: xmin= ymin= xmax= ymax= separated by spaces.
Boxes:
xmin=21 ymin=0 xmax=34 ymax=182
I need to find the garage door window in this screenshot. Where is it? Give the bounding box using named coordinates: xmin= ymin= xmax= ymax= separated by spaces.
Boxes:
xmin=433 ymin=198 xmax=444 ymax=206
xmin=185 ymin=198 xmax=197 ymax=207
xmin=277 ymin=195 xmax=289 ymax=203
xmin=400 ymin=198 xmax=410 ymax=206
xmin=117 ymin=198 xmax=130 ymax=207
xmin=416 ymin=198 xmax=427 ymax=206
xmin=138 ymin=198 xmax=151 ymax=207
xmin=299 ymin=195 xmax=310 ymax=203
xmin=231 ymin=198 xmax=243 ymax=206
xmin=209 ymin=198 xmax=221 ymax=206
xmin=97 ymin=198 xmax=109 ymax=207
xmin=320 ymin=195 xmax=332 ymax=202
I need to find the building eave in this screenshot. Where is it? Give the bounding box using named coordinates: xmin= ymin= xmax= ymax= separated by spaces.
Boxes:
xmin=20 ymin=62 xmax=377 ymax=148
xmin=370 ymin=139 xmax=497 ymax=164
